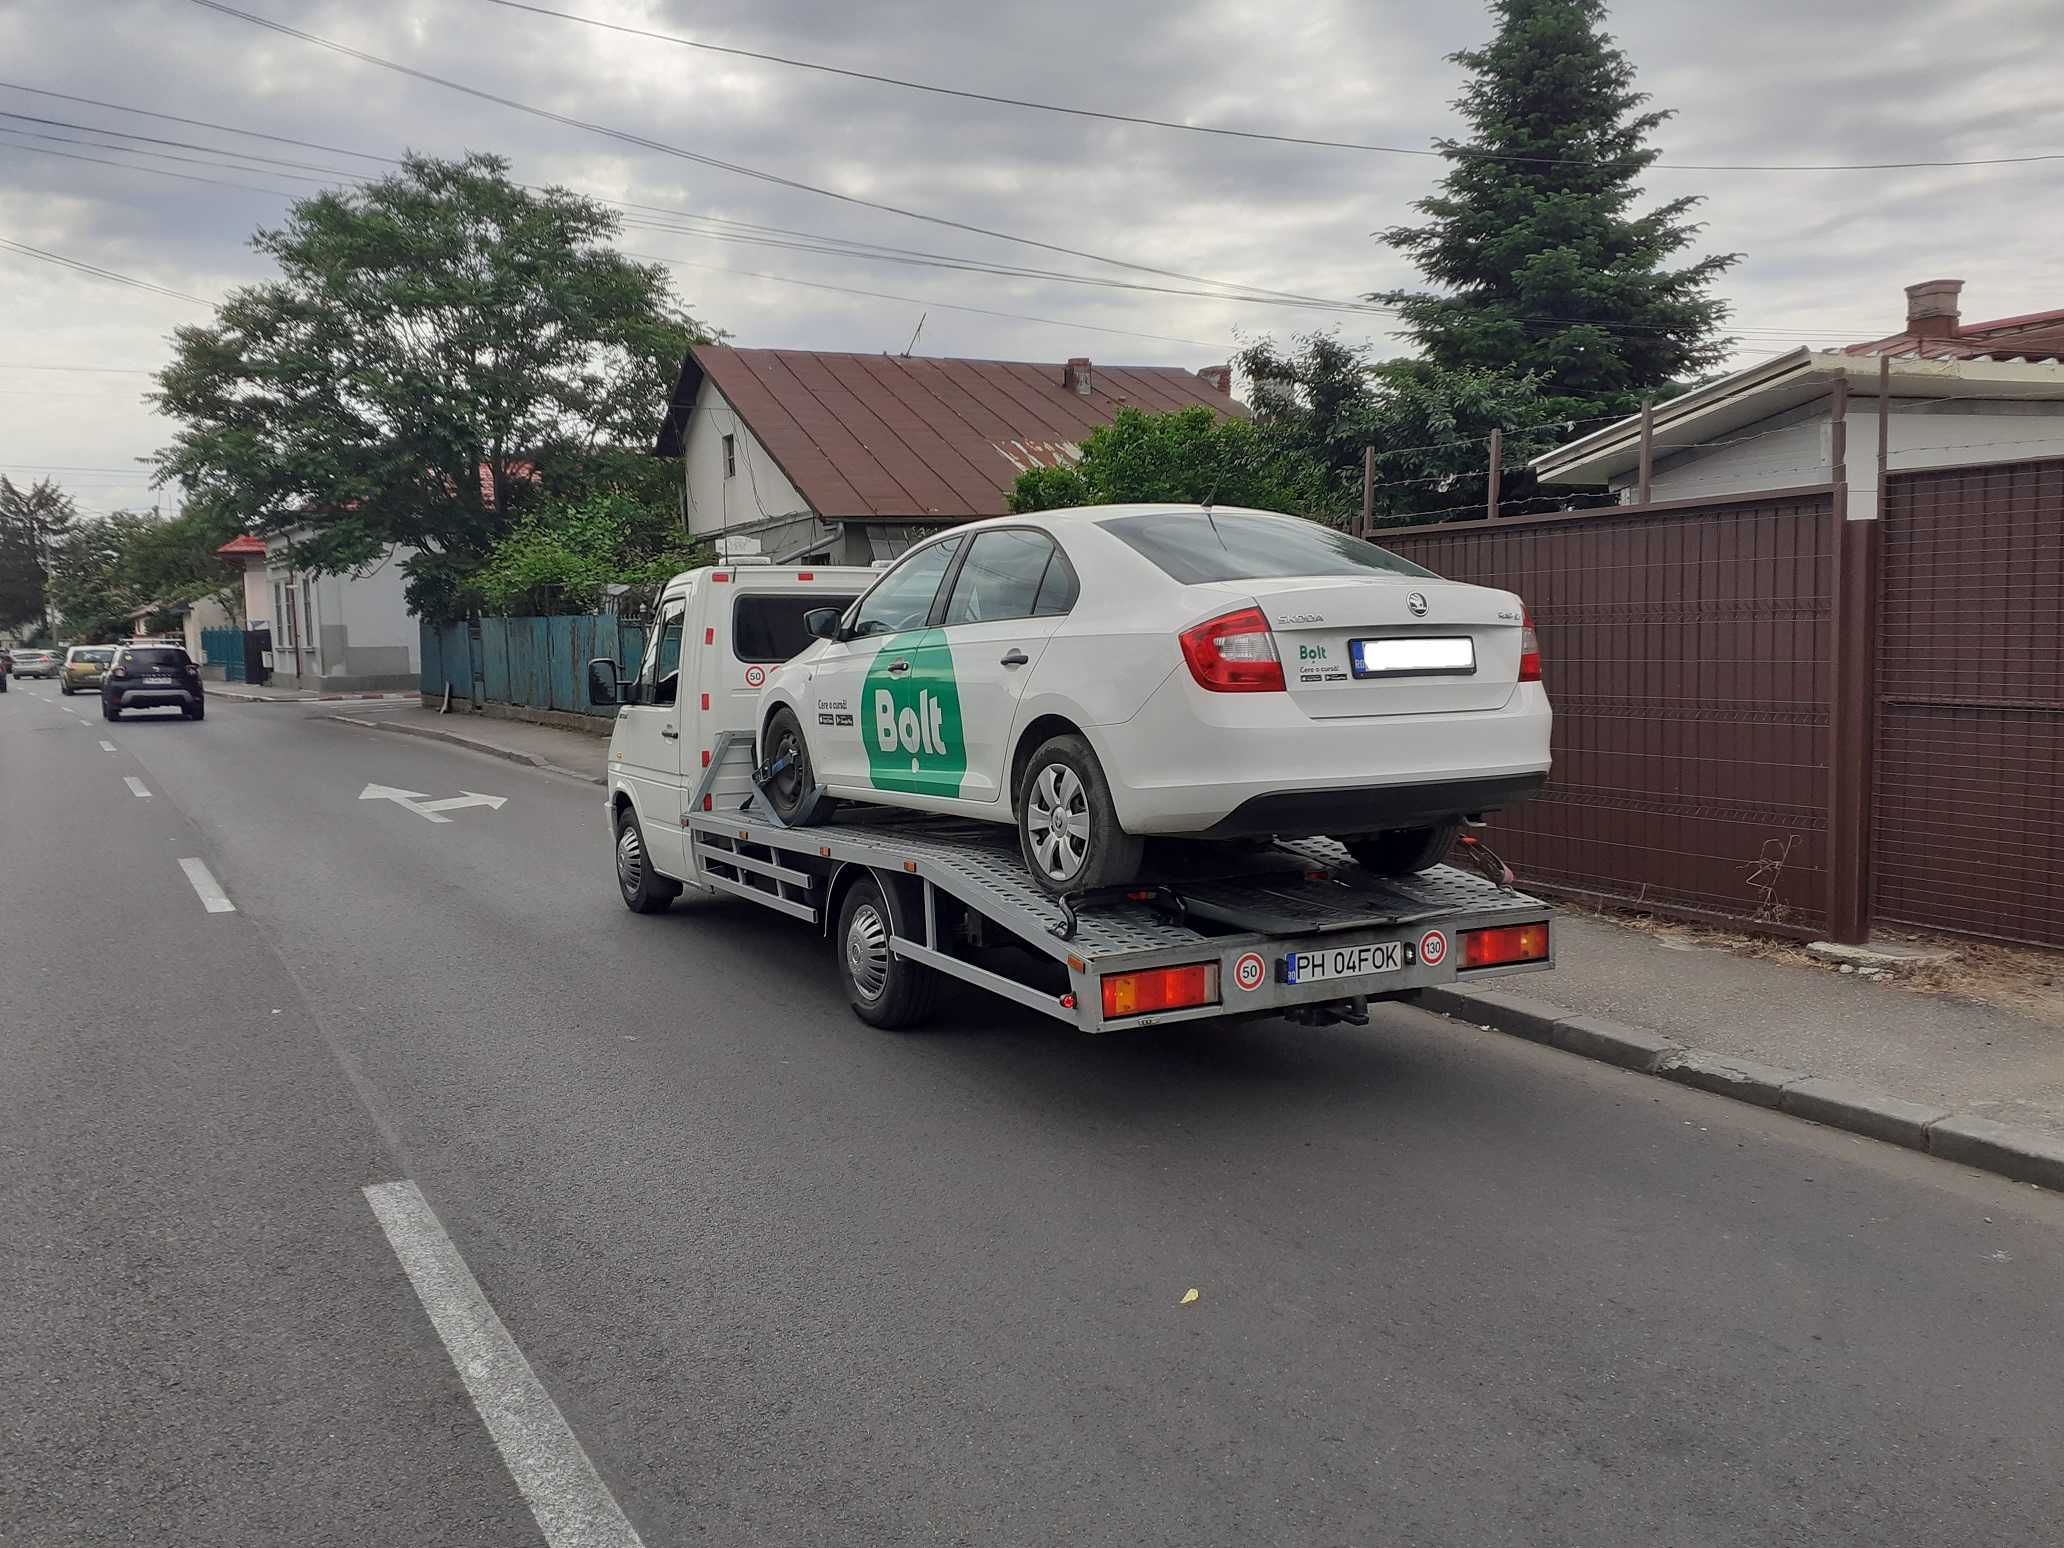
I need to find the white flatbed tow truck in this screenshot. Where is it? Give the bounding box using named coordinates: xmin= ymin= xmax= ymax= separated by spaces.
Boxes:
xmin=681 ymin=731 xmax=1553 ymax=1032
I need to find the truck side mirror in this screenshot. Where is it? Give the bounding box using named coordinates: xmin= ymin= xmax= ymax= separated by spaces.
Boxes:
xmin=804 ymin=607 xmax=843 ymax=642
xmin=587 ymin=657 xmax=631 ymax=707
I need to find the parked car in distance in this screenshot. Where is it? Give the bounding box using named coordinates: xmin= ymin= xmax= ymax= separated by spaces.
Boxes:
xmin=10 ymin=648 xmax=60 ymax=679
xmin=104 ymin=643 xmax=206 ymax=721
xmin=755 ymin=505 xmax=1552 ymax=895
xmin=60 ymin=645 xmax=117 ymax=695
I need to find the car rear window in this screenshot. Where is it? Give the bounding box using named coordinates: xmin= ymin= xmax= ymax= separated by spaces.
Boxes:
xmin=1098 ymin=510 xmax=1434 ymax=584
xmin=74 ymin=648 xmax=114 ymax=663
xmin=732 ymin=593 xmax=860 ymax=663
xmin=122 ymin=647 xmax=192 ymax=670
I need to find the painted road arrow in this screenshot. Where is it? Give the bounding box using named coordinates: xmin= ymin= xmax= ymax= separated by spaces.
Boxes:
xmin=359 ymin=783 xmax=508 ymax=824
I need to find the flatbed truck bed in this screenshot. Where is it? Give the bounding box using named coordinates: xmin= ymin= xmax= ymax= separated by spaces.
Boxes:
xmin=668 ymin=734 xmax=1552 ymax=1033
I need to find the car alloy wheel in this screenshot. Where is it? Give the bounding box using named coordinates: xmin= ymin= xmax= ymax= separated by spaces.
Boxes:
xmin=1025 ymin=762 xmax=1091 ymax=884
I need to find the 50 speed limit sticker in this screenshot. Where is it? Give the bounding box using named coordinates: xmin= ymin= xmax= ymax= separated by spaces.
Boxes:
xmin=1418 ymin=929 xmax=1448 ymax=967
xmin=744 ymin=665 xmax=767 ymax=688
xmin=1232 ymin=952 xmax=1267 ymax=992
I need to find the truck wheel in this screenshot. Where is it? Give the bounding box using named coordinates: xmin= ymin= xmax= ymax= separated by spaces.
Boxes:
xmin=762 ymin=705 xmax=838 ymax=826
xmin=615 ymin=805 xmax=682 ymax=914
xmin=835 ymin=875 xmax=938 ymax=1029
xmin=1016 ymin=733 xmax=1143 ymax=896
xmin=1343 ymin=821 xmax=1461 ymax=877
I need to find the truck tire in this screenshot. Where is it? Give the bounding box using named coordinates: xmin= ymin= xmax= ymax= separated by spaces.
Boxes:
xmin=762 ymin=705 xmax=838 ymax=826
xmin=835 ymin=874 xmax=939 ymax=1030
xmin=1343 ymin=820 xmax=1461 ymax=877
xmin=1016 ymin=734 xmax=1143 ymax=896
xmin=615 ymin=805 xmax=682 ymax=914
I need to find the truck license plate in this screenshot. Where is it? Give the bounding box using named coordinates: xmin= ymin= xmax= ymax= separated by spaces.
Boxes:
xmin=1281 ymin=939 xmax=1404 ymax=985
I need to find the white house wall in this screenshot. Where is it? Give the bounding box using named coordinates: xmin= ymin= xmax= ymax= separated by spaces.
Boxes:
xmin=680 ymin=378 xmax=811 ymax=547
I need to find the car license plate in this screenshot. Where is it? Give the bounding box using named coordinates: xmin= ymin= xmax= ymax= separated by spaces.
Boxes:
xmin=144 ymin=675 xmax=174 ymax=685
xmin=1281 ymin=939 xmax=1404 ymax=985
xmin=1351 ymin=637 xmax=1475 ymax=677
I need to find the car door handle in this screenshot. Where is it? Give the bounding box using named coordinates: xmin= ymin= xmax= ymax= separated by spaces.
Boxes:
xmin=1000 ymin=649 xmax=1029 ymax=667
xmin=660 ymin=726 xmax=679 ymax=740
xmin=885 ymin=659 xmax=911 ymax=675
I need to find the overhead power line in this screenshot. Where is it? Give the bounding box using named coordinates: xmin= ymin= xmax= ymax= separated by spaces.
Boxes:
xmin=480 ymin=0 xmax=2064 ymax=174
xmin=182 ymin=0 xmax=1350 ymax=314
xmin=0 ymin=238 xmax=211 ymax=306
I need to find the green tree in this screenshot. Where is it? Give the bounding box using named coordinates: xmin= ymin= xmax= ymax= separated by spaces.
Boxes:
xmin=153 ymin=153 xmax=713 ymax=621
xmin=1008 ymin=406 xmax=1348 ymax=519
xmin=47 ymin=512 xmax=158 ymax=642
xmin=473 ymin=489 xmax=706 ymax=615
xmin=1375 ymin=0 xmax=1737 ymax=419
xmin=0 ymin=477 xmax=78 ymax=635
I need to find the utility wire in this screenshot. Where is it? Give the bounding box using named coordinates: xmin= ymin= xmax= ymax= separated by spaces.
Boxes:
xmin=479 ymin=0 xmax=2064 ymax=174
xmin=0 ymin=238 xmax=211 ymax=305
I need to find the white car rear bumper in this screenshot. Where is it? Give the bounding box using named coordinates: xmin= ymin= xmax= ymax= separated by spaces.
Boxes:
xmin=1096 ymin=678 xmax=1553 ymax=836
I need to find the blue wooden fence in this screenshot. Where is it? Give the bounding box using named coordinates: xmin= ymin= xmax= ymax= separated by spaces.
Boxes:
xmin=421 ymin=613 xmax=649 ymax=719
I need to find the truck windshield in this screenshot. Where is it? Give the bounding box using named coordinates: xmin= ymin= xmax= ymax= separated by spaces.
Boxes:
xmin=1098 ymin=510 xmax=1433 ymax=584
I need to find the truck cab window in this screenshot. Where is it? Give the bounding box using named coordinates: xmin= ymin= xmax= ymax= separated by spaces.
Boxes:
xmin=643 ymin=601 xmax=686 ymax=707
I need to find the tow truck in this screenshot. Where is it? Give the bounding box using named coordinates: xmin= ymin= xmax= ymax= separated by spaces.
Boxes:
xmin=594 ymin=562 xmax=1552 ymax=1033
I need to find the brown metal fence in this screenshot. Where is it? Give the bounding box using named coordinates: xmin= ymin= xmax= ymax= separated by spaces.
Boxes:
xmin=1872 ymin=458 xmax=2064 ymax=946
xmin=1383 ymin=487 xmax=1837 ymax=933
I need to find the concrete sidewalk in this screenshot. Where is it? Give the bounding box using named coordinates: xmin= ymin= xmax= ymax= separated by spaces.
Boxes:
xmin=214 ymin=683 xmax=418 ymax=704
xmin=319 ymin=701 xmax=2064 ymax=1186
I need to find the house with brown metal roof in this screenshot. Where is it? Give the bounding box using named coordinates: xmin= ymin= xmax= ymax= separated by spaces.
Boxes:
xmin=1531 ymin=279 xmax=2064 ymax=507
xmin=652 ymin=344 xmax=1244 ymax=564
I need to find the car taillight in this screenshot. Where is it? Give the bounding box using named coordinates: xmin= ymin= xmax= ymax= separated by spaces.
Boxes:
xmin=1518 ymin=608 xmax=1542 ymax=684
xmin=1178 ymin=606 xmax=1284 ymax=693
xmin=1460 ymin=922 xmax=1550 ymax=970
xmin=1101 ymin=962 xmax=1220 ymax=1019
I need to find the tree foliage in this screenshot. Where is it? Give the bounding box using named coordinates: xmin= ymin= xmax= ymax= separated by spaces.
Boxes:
xmin=1375 ymin=0 xmax=1737 ymax=419
xmin=0 ymin=477 xmax=77 ymax=635
xmin=473 ymin=487 xmax=707 ymax=615
xmin=152 ymin=153 xmax=711 ymax=620
xmin=1008 ymin=406 xmax=1348 ymax=520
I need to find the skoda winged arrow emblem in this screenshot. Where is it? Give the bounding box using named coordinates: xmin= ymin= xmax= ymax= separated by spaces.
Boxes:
xmin=1406 ymin=591 xmax=1429 ymax=617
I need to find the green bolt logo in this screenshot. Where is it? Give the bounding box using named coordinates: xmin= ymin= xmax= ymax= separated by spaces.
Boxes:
xmin=862 ymin=629 xmax=966 ymax=798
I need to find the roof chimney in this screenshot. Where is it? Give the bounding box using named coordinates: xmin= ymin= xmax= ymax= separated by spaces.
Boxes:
xmin=1063 ymin=357 xmax=1093 ymax=396
xmin=1196 ymin=364 xmax=1232 ymax=394
xmin=1905 ymin=278 xmax=1963 ymax=340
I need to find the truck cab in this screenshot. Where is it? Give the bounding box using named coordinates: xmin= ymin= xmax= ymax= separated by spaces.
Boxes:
xmin=591 ymin=563 xmax=874 ymax=898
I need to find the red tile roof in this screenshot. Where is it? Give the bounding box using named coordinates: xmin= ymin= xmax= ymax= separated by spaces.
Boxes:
xmin=1843 ymin=307 xmax=2064 ymax=362
xmin=655 ymin=346 xmax=1245 ymax=520
xmin=216 ymin=534 xmax=267 ymax=557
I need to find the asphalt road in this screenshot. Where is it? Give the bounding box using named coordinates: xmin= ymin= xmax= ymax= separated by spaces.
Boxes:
xmin=4 ymin=682 xmax=2062 ymax=1547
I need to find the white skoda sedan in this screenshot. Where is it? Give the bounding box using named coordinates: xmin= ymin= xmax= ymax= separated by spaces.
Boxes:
xmin=756 ymin=505 xmax=1550 ymax=895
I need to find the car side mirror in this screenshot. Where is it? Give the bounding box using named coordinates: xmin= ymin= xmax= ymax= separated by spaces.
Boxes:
xmin=587 ymin=657 xmax=634 ymax=707
xmin=804 ymin=607 xmax=843 ymax=642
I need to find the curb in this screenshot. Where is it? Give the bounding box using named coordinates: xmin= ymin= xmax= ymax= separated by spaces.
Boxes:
xmin=1418 ymin=984 xmax=2062 ymax=1193
xmin=325 ymin=713 xmax=608 ymax=786
xmin=214 ymin=689 xmax=414 ymax=703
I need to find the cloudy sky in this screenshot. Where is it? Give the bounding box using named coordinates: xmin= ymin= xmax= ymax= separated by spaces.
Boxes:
xmin=2 ymin=0 xmax=2060 ymax=518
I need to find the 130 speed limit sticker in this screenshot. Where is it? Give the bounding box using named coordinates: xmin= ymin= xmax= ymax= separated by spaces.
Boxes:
xmin=1418 ymin=929 xmax=1448 ymax=967
xmin=1232 ymin=952 xmax=1267 ymax=992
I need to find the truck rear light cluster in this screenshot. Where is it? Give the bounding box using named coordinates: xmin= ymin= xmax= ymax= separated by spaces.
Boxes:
xmin=1459 ymin=922 xmax=1550 ymax=969
xmin=1101 ymin=962 xmax=1220 ymax=1019
xmin=1518 ymin=608 xmax=1542 ymax=684
xmin=1178 ymin=607 xmax=1284 ymax=693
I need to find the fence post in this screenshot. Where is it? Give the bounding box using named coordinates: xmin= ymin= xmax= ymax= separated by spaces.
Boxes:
xmin=1824 ymin=370 xmax=1881 ymax=944
xmin=1485 ymin=428 xmax=1503 ymax=518
xmin=1360 ymin=445 xmax=1375 ymax=537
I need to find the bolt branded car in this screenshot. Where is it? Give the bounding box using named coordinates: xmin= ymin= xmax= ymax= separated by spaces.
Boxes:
xmin=755 ymin=505 xmax=1552 ymax=895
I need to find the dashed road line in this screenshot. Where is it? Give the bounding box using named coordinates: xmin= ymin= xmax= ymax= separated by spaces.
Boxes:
xmin=99 ymin=740 xmax=117 ymax=752
xmin=124 ymin=776 xmax=152 ymax=798
xmin=364 ymin=1181 xmax=645 ymax=1548
xmin=177 ymin=858 xmax=236 ymax=913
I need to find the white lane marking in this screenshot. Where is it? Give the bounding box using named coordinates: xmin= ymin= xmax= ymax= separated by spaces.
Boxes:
xmin=177 ymin=858 xmax=236 ymax=913
xmin=359 ymin=783 xmax=507 ymax=822
xmin=99 ymin=740 xmax=117 ymax=752
xmin=363 ymin=1182 xmax=645 ymax=1548
xmin=124 ymin=776 xmax=152 ymax=798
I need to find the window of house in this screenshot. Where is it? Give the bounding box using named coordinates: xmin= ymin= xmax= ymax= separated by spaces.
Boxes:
xmin=722 ymin=434 xmax=737 ymax=479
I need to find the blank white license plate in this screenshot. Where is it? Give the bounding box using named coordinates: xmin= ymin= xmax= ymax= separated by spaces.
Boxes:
xmin=1352 ymin=637 xmax=1475 ymax=677
xmin=1282 ymin=939 xmax=1404 ymax=985
xmin=145 ymin=676 xmax=174 ymax=685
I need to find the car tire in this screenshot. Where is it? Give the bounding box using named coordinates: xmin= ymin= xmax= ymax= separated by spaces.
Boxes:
xmin=185 ymin=702 xmax=206 ymax=722
xmin=1343 ymin=821 xmax=1462 ymax=877
xmin=614 ymin=805 xmax=681 ymax=914
xmin=101 ymin=703 xmax=119 ymax=721
xmin=58 ymin=683 xmax=70 ymax=696
xmin=1016 ymin=733 xmax=1144 ymax=896
xmin=761 ymin=705 xmax=838 ymax=826
xmin=835 ymin=874 xmax=938 ymax=1029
